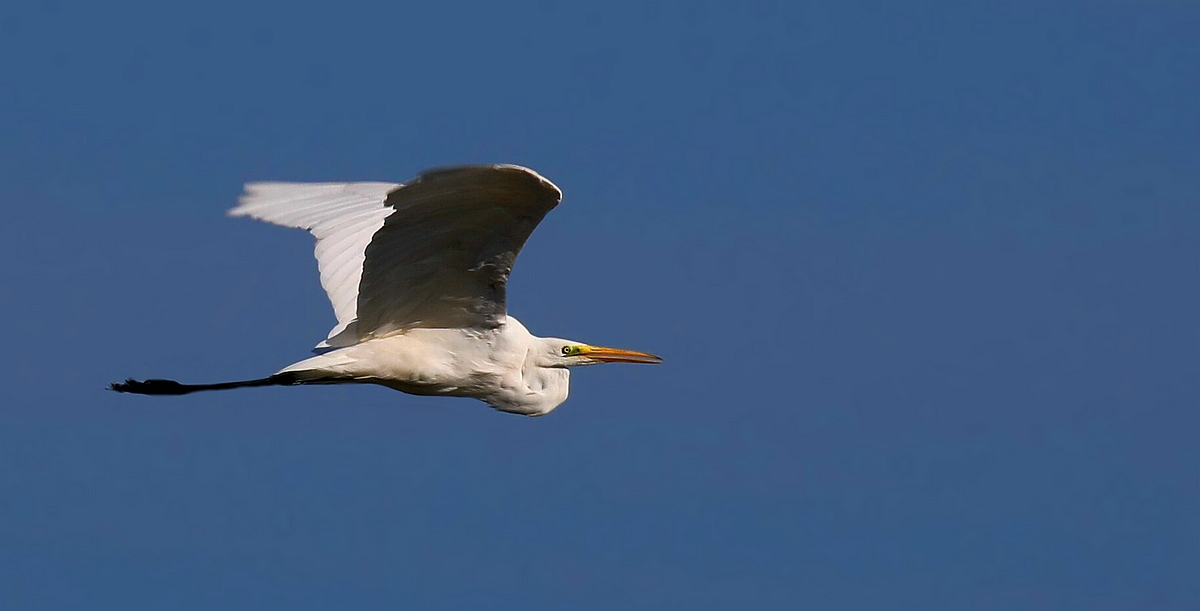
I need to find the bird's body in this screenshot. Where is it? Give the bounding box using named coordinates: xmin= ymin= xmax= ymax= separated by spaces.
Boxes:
xmin=279 ymin=319 xmax=570 ymax=416
xmin=111 ymin=165 xmax=659 ymax=416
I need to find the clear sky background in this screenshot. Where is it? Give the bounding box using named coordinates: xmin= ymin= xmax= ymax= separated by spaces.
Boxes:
xmin=1 ymin=1 xmax=1196 ymax=609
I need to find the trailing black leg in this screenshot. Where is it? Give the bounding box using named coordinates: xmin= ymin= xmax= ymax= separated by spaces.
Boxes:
xmin=109 ymin=372 xmax=310 ymax=396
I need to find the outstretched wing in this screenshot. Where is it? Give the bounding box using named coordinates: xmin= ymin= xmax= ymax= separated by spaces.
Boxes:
xmin=229 ymin=165 xmax=561 ymax=347
xmin=229 ymin=181 xmax=399 ymax=347
xmin=357 ymin=165 xmax=562 ymax=338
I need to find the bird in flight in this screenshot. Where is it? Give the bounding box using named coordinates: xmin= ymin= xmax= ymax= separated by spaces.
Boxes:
xmin=111 ymin=165 xmax=660 ymax=416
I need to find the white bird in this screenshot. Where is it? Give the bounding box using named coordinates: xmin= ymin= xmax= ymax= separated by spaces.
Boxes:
xmin=111 ymin=165 xmax=660 ymax=416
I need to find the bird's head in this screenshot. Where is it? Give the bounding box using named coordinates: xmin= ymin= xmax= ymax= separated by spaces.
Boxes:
xmin=540 ymin=338 xmax=662 ymax=368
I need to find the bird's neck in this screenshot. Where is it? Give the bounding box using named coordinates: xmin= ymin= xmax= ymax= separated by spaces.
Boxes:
xmin=513 ymin=358 xmax=570 ymax=416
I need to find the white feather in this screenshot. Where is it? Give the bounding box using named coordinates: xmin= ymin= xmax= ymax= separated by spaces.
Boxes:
xmin=229 ymin=181 xmax=399 ymax=347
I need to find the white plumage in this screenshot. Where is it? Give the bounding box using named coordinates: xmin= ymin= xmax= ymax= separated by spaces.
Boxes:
xmin=231 ymin=181 xmax=398 ymax=347
xmin=112 ymin=165 xmax=660 ymax=416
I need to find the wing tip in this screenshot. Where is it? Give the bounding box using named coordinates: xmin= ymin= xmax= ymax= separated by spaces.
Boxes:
xmin=228 ymin=181 xmax=401 ymax=219
xmin=415 ymin=164 xmax=563 ymax=202
xmin=496 ymin=165 xmax=563 ymax=201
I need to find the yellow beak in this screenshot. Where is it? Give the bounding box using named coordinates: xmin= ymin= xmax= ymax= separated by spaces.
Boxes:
xmin=580 ymin=345 xmax=663 ymax=364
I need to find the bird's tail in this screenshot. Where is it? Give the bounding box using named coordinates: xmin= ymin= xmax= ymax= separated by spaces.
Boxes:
xmin=109 ymin=371 xmax=333 ymax=396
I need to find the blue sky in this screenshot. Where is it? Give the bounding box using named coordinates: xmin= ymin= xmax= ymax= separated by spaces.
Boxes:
xmin=1 ymin=1 xmax=1196 ymax=608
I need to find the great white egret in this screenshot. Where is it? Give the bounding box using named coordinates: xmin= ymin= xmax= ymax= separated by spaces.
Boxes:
xmin=110 ymin=165 xmax=660 ymax=416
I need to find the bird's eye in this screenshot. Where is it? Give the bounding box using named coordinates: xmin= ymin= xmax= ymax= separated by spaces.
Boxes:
xmin=562 ymin=346 xmax=573 ymax=356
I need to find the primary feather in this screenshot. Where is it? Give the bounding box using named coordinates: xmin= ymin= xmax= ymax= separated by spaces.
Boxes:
xmin=230 ymin=181 xmax=398 ymax=347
